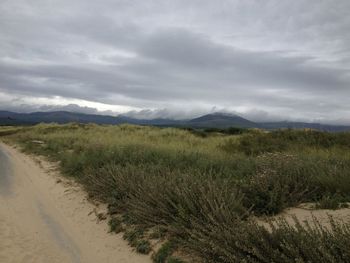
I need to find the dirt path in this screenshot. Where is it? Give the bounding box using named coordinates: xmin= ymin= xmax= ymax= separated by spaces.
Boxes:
xmin=0 ymin=142 xmax=152 ymax=263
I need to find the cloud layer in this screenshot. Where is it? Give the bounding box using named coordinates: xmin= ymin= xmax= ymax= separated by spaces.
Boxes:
xmin=1 ymin=0 xmax=350 ymax=123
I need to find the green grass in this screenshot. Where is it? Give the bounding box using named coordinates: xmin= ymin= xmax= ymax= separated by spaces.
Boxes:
xmin=167 ymin=257 xmax=186 ymax=263
xmin=0 ymin=126 xmax=25 ymax=136
xmin=152 ymin=241 xmax=176 ymax=263
xmin=2 ymin=124 xmax=350 ymax=262
xmin=108 ymin=217 xmax=123 ymax=233
xmin=135 ymin=240 xmax=152 ymax=254
xmin=123 ymin=227 xmax=145 ymax=247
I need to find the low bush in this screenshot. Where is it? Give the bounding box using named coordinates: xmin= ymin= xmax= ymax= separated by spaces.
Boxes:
xmin=204 ymin=127 xmax=248 ymax=135
xmin=84 ymin=163 xmax=247 ymax=230
xmin=123 ymin=227 xmax=145 ymax=247
xmin=167 ymin=257 xmax=186 ymax=263
xmin=152 ymin=241 xmax=176 ymax=263
xmin=182 ymin=216 xmax=350 ymax=263
xmin=109 ymin=217 xmax=123 ymax=233
xmin=136 ymin=240 xmax=151 ymax=254
xmin=231 ymin=129 xmax=350 ymax=155
xmin=242 ymin=153 xmax=317 ymax=215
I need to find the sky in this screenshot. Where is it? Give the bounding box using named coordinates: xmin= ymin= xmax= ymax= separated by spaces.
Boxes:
xmin=1 ymin=0 xmax=350 ymax=124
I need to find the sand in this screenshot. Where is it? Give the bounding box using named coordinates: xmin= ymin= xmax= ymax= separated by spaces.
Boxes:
xmin=257 ymin=202 xmax=350 ymax=230
xmin=275 ymin=203 xmax=350 ymax=226
xmin=0 ymin=142 xmax=151 ymax=263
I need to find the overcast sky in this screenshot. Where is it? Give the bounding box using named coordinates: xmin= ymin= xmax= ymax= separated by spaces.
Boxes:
xmin=1 ymin=0 xmax=350 ymax=123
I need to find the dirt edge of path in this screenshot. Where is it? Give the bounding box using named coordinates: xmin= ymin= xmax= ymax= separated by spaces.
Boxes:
xmin=0 ymin=141 xmax=152 ymax=263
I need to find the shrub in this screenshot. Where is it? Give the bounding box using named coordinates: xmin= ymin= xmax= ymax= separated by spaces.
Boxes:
xmin=204 ymin=127 xmax=248 ymax=135
xmin=123 ymin=227 xmax=144 ymax=247
xmin=237 ymin=133 xmax=288 ymax=155
xmin=153 ymin=241 xmax=176 ymax=263
xmin=136 ymin=240 xmax=151 ymax=254
xmin=315 ymin=194 xmax=349 ymax=210
xmin=242 ymin=153 xmax=318 ymax=215
xmin=167 ymin=257 xmax=186 ymax=263
xmin=182 ymin=216 xmax=350 ymax=263
xmin=231 ymin=129 xmax=350 ymax=156
xmin=149 ymin=226 xmax=167 ymax=239
xmin=108 ymin=217 xmax=123 ymax=233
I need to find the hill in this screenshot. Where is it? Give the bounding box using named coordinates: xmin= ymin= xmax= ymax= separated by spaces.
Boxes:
xmin=189 ymin=112 xmax=256 ymax=128
xmin=1 ymin=110 xmax=350 ymax=132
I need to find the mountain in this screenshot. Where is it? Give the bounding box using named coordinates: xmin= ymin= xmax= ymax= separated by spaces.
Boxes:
xmin=189 ymin=112 xmax=256 ymax=128
xmin=122 ymin=117 xmax=185 ymax=126
xmin=1 ymin=110 xmax=350 ymax=132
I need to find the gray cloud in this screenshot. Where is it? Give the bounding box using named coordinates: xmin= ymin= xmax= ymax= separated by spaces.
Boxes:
xmin=1 ymin=0 xmax=350 ymax=124
xmin=0 ymin=102 xmax=109 ymax=116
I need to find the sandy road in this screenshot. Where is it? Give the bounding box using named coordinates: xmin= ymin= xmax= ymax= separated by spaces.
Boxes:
xmin=0 ymin=142 xmax=151 ymax=263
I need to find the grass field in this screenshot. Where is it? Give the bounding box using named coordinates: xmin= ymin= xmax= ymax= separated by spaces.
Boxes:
xmin=2 ymin=123 xmax=350 ymax=262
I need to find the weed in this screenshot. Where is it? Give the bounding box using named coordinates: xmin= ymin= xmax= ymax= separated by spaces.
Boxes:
xmin=149 ymin=226 xmax=167 ymax=239
xmin=123 ymin=227 xmax=144 ymax=247
xmin=152 ymin=241 xmax=176 ymax=263
xmin=315 ymin=194 xmax=349 ymax=210
xmin=108 ymin=217 xmax=123 ymax=233
xmin=136 ymin=240 xmax=151 ymax=254
xmin=167 ymin=257 xmax=186 ymax=263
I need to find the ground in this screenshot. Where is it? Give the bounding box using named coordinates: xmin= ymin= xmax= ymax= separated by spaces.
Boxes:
xmin=0 ymin=142 xmax=151 ymax=263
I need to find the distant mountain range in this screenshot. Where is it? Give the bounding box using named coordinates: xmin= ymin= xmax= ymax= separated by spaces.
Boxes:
xmin=0 ymin=110 xmax=349 ymax=132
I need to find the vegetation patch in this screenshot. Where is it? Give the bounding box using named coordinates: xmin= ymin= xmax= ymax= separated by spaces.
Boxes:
xmin=152 ymin=241 xmax=177 ymax=263
xmin=2 ymin=124 xmax=350 ymax=262
xmin=108 ymin=217 xmax=123 ymax=233
xmin=135 ymin=240 xmax=151 ymax=254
